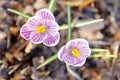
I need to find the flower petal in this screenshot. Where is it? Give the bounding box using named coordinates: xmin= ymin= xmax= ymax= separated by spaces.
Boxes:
xmin=20 ymin=24 xmax=32 ymax=40
xmin=66 ymin=38 xmax=89 ymax=49
xmin=62 ymin=54 xmax=76 ymax=65
xmin=65 ymin=38 xmax=91 ymax=57
xmin=75 ymin=38 xmax=91 ymax=57
xmin=58 ymin=46 xmax=65 ymax=61
xmin=43 ymin=32 xmax=60 ymax=47
xmin=76 ymin=38 xmax=89 ymax=47
xmin=73 ymin=54 xmax=87 ymax=67
xmin=46 ymin=20 xmax=59 ymax=36
xmin=57 ymin=38 xmax=91 ymax=67
xmin=30 ymin=32 xmax=47 ymax=44
xmin=35 ymin=9 xmax=55 ymax=21
xmin=59 ymin=50 xmax=85 ymax=67
xmin=73 ymin=58 xmax=86 ymax=67
xmin=27 ymin=16 xmax=45 ymax=30
xmin=79 ymin=47 xmax=91 ymax=57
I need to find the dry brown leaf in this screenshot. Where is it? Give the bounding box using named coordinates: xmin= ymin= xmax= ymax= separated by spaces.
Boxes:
xmin=9 ymin=27 xmax=19 ymax=37
xmin=62 ymin=0 xmax=83 ymax=7
xmin=20 ymin=66 xmax=31 ymax=76
xmin=113 ymin=28 xmax=120 ymax=41
xmin=9 ymin=64 xmax=21 ymax=75
xmin=11 ymin=73 xmax=19 ymax=80
xmin=14 ymin=52 xmax=24 ymax=61
xmin=78 ymin=0 xmax=94 ymax=10
xmin=78 ymin=20 xmax=104 ymax=40
xmin=23 ymin=5 xmax=34 ymax=15
xmin=5 ymin=53 xmax=14 ymax=64
xmin=33 ymin=0 xmax=47 ymax=10
xmin=25 ymin=41 xmax=34 ymax=53
xmin=0 ymin=31 xmax=7 ymax=40
xmin=10 ymin=1 xmax=22 ymax=11
xmin=62 ymin=0 xmax=94 ymax=10
xmin=79 ymin=30 xmax=103 ymax=40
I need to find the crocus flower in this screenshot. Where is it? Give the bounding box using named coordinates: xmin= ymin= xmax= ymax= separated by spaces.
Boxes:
xmin=20 ymin=9 xmax=60 ymax=47
xmin=58 ymin=38 xmax=91 ymax=67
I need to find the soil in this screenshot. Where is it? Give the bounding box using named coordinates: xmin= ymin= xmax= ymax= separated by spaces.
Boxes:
xmin=0 ymin=0 xmax=120 ymax=80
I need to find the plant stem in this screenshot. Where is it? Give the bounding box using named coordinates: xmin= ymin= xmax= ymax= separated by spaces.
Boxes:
xmin=36 ymin=48 xmax=117 ymax=69
xmin=91 ymin=48 xmax=109 ymax=52
xmin=7 ymin=9 xmax=104 ymax=31
xmin=36 ymin=53 xmax=57 ymax=69
xmin=59 ymin=19 xmax=104 ymax=30
xmin=7 ymin=8 xmax=30 ymax=19
xmin=67 ymin=4 xmax=72 ymax=42
xmin=89 ymin=54 xmax=117 ymax=58
xmin=66 ymin=64 xmax=82 ymax=80
xmin=48 ymin=0 xmax=57 ymax=12
xmin=66 ymin=4 xmax=81 ymax=80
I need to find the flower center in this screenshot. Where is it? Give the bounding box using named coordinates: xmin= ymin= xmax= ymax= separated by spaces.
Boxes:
xmin=36 ymin=26 xmax=46 ymax=33
xmin=71 ymin=49 xmax=80 ymax=57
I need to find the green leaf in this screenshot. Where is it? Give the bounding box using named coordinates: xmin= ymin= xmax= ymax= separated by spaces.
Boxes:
xmin=66 ymin=5 xmax=81 ymax=80
xmin=59 ymin=19 xmax=104 ymax=30
xmin=67 ymin=4 xmax=72 ymax=41
xmin=48 ymin=0 xmax=57 ymax=12
xmin=36 ymin=53 xmax=57 ymax=69
xmin=7 ymin=8 xmax=30 ymax=19
xmin=91 ymin=48 xmax=109 ymax=52
xmin=36 ymin=47 xmax=116 ymax=69
xmin=89 ymin=54 xmax=117 ymax=58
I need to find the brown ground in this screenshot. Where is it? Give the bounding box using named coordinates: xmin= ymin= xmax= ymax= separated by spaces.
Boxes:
xmin=0 ymin=0 xmax=120 ymax=80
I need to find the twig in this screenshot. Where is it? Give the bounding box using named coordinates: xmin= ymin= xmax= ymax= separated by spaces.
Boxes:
xmin=66 ymin=64 xmax=83 ymax=80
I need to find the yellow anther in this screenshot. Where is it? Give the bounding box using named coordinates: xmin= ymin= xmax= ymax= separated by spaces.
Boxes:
xmin=71 ymin=49 xmax=80 ymax=57
xmin=36 ymin=26 xmax=46 ymax=33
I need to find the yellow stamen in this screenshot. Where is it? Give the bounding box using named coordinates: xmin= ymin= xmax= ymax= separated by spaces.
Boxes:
xmin=71 ymin=49 xmax=80 ymax=57
xmin=36 ymin=26 xmax=46 ymax=33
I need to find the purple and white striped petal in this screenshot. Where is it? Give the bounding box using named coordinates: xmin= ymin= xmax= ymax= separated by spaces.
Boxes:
xmin=76 ymin=39 xmax=91 ymax=57
xmin=46 ymin=20 xmax=59 ymax=36
xmin=30 ymin=32 xmax=47 ymax=44
xmin=58 ymin=46 xmax=65 ymax=61
xmin=62 ymin=53 xmax=76 ymax=65
xmin=57 ymin=38 xmax=91 ymax=67
xmin=27 ymin=16 xmax=45 ymax=30
xmin=79 ymin=48 xmax=91 ymax=57
xmin=20 ymin=8 xmax=60 ymax=46
xmin=43 ymin=33 xmax=60 ymax=47
xmin=58 ymin=47 xmax=87 ymax=67
xmin=20 ymin=24 xmax=32 ymax=40
xmin=66 ymin=38 xmax=91 ymax=57
xmin=66 ymin=38 xmax=89 ymax=49
xmin=35 ymin=9 xmax=55 ymax=21
xmin=73 ymin=58 xmax=86 ymax=67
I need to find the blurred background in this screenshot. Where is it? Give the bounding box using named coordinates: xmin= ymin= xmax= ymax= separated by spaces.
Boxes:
xmin=0 ymin=0 xmax=120 ymax=80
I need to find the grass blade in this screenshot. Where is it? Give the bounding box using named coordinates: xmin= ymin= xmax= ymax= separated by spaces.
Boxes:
xmin=48 ymin=0 xmax=57 ymax=12
xmin=59 ymin=19 xmax=104 ymax=30
xmin=37 ymin=53 xmax=57 ymax=69
xmin=7 ymin=8 xmax=30 ymax=19
xmin=67 ymin=4 xmax=72 ymax=41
